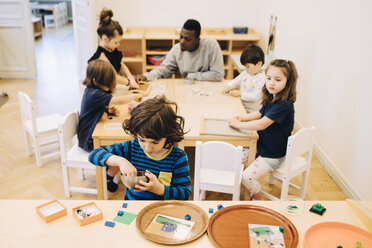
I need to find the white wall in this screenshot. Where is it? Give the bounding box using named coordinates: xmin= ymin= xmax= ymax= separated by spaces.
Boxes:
xmin=94 ymin=0 xmax=372 ymax=200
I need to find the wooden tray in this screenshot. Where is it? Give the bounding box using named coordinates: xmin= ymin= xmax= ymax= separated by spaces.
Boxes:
xmin=127 ymin=81 xmax=151 ymax=96
xmin=304 ymin=222 xmax=372 ymax=248
xmin=136 ymin=201 xmax=208 ymax=245
xmin=200 ymin=117 xmax=253 ymax=137
xmin=207 ymin=205 xmax=298 ymax=248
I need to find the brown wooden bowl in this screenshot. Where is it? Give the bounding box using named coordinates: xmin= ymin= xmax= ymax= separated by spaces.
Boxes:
xmin=136 ymin=200 xmax=209 ymax=245
xmin=207 ymin=204 xmax=299 ymax=248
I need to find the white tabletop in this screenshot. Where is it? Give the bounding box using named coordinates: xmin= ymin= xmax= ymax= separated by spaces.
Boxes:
xmin=0 ymin=200 xmax=370 ymax=248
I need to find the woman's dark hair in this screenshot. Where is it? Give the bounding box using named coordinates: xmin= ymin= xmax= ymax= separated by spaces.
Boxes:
xmin=97 ymin=8 xmax=123 ymax=38
xmin=262 ymin=59 xmax=298 ymax=105
xmin=240 ymin=45 xmax=265 ymax=65
xmin=123 ymin=95 xmax=187 ymax=149
xmin=183 ymin=19 xmax=201 ymax=38
xmin=82 ymin=60 xmax=116 ymax=91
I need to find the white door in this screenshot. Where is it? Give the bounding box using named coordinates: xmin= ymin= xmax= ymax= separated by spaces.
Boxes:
xmin=71 ymin=0 xmax=97 ymax=80
xmin=0 ymin=0 xmax=36 ymax=78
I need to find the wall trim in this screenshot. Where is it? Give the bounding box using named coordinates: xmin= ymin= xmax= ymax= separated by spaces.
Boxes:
xmin=295 ymin=120 xmax=365 ymax=200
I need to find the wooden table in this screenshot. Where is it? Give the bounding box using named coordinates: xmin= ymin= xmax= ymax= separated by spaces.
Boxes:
xmin=0 ymin=200 xmax=370 ymax=247
xmin=92 ymin=79 xmax=258 ymax=200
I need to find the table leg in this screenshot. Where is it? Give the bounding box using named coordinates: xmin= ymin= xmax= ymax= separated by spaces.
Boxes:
xmin=96 ymin=166 xmax=104 ymax=200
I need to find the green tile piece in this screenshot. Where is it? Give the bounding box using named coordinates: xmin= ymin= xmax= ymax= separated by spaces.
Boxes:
xmin=113 ymin=211 xmax=137 ymax=225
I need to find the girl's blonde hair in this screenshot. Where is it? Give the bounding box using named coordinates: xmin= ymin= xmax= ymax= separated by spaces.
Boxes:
xmin=83 ymin=60 xmax=117 ymax=91
xmin=97 ymin=8 xmax=123 ymax=38
xmin=262 ymin=59 xmax=298 ymax=105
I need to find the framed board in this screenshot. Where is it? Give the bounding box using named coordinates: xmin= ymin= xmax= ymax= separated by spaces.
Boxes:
xmin=127 ymin=81 xmax=152 ymax=96
xmin=200 ymin=117 xmax=252 ymax=137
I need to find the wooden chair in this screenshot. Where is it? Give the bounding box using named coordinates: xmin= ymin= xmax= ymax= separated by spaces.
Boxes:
xmin=261 ymin=127 xmax=316 ymax=200
xmin=58 ymin=110 xmax=108 ymax=199
xmin=18 ymin=91 xmax=62 ymax=167
xmin=194 ymin=141 xmax=243 ymax=201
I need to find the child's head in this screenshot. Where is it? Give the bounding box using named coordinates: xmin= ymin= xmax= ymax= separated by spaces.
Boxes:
xmin=262 ymin=59 xmax=298 ymax=105
xmin=123 ymin=95 xmax=186 ymax=150
xmin=83 ymin=60 xmax=117 ymax=91
xmin=240 ymin=45 xmax=265 ymax=75
xmin=97 ymin=8 xmax=123 ymax=51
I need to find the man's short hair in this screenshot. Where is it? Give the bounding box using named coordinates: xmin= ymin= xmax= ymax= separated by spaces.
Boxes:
xmin=183 ymin=19 xmax=201 ymax=38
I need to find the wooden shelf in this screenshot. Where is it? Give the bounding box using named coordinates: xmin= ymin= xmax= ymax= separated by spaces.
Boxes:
xmin=118 ymin=27 xmax=260 ymax=80
xmin=123 ymin=56 xmax=143 ymax=63
xmin=31 ymin=17 xmax=42 ymax=39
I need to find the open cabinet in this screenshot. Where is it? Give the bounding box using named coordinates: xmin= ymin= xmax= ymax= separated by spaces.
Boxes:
xmin=118 ymin=27 xmax=260 ymax=80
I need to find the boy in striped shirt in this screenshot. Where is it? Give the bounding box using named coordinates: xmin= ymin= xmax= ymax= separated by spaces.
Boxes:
xmin=89 ymin=95 xmax=191 ymax=200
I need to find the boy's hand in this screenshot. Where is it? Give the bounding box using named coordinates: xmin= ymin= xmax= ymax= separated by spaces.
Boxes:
xmin=222 ymin=86 xmax=231 ymax=94
xmin=133 ymin=170 xmax=165 ymax=196
xmin=229 ymin=90 xmax=241 ymax=97
xmin=119 ymin=160 xmax=137 ymax=177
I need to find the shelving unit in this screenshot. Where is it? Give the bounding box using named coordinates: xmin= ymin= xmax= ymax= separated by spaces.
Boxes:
xmin=31 ymin=17 xmax=42 ymax=39
xmin=118 ymin=27 xmax=260 ymax=80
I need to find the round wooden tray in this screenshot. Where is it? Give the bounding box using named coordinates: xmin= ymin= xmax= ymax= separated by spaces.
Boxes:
xmin=207 ymin=204 xmax=298 ymax=248
xmin=136 ymin=201 xmax=209 ymax=245
xmin=304 ymin=222 xmax=372 ymax=248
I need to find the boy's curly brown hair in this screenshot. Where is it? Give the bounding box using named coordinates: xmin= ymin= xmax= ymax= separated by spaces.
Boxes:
xmin=122 ymin=95 xmax=187 ymax=149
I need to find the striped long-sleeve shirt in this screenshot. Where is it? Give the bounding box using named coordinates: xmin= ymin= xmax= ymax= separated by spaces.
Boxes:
xmin=89 ymin=139 xmax=191 ymax=200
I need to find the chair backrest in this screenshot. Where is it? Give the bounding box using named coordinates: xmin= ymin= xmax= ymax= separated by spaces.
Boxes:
xmin=195 ymin=141 xmax=243 ymax=186
xmin=283 ymin=126 xmax=316 ymax=173
xmin=58 ymin=110 xmax=79 ymax=162
xmin=18 ymin=91 xmax=37 ymax=133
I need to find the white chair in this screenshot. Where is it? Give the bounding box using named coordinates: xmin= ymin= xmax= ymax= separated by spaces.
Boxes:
xmin=194 ymin=141 xmax=243 ymax=201
xmin=44 ymin=14 xmax=55 ymax=29
xmin=18 ymin=91 xmax=63 ymax=167
xmin=261 ymin=127 xmax=316 ymax=200
xmin=58 ymin=110 xmax=108 ymax=199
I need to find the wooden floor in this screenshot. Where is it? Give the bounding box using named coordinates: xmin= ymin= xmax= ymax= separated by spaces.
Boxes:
xmin=0 ymin=24 xmax=346 ymax=201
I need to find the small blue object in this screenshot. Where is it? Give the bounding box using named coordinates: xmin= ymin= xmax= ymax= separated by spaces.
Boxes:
xmin=122 ymin=203 xmax=127 ymax=208
xmin=105 ymin=221 xmax=115 ymax=227
xmin=233 ymin=26 xmax=248 ymax=34
xmin=209 ymin=208 xmax=214 ymax=213
xmin=117 ymin=211 xmax=124 ymax=216
xmin=161 ymin=222 xmax=177 ymax=232
xmin=185 ymin=214 xmax=191 ymax=220
xmin=217 ymin=204 xmax=223 ymax=210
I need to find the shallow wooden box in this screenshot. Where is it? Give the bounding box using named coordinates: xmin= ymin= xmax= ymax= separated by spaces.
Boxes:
xmin=127 ymin=81 xmax=151 ymax=96
xmin=36 ymin=200 xmax=67 ymax=223
xmin=72 ymin=202 xmax=103 ymax=226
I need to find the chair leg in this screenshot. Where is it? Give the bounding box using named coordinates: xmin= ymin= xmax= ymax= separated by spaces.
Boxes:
xmin=200 ymin=190 xmax=206 ymax=200
xmin=61 ymin=162 xmax=71 ymax=197
xmin=280 ymin=176 xmax=290 ymax=200
xmin=33 ymin=135 xmax=43 ymax=167
xmin=193 ymin=184 xmax=200 ymax=201
xmin=268 ymin=172 xmax=274 ymax=185
xmin=232 ymin=187 xmax=240 ymax=201
xmin=23 ymin=130 xmax=32 ymax=156
xmin=300 ymin=169 xmax=310 ymax=199
xmin=77 ymin=168 xmax=84 ymax=180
